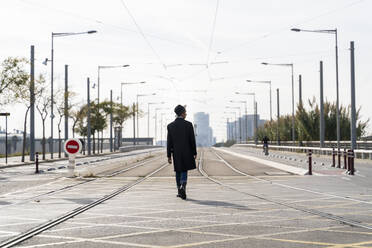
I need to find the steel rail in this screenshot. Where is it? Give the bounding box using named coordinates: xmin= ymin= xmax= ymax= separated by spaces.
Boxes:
xmin=198 ymin=148 xmax=372 ymax=231
xmin=0 ymin=161 xmax=169 ymax=248
xmin=0 ymin=152 xmax=164 ymax=210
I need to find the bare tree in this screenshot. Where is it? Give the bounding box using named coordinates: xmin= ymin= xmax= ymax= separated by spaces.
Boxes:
xmin=10 ymin=73 xmax=45 ymax=162
xmin=55 ymin=89 xmax=76 ymax=158
xmin=36 ymin=86 xmax=51 ymax=160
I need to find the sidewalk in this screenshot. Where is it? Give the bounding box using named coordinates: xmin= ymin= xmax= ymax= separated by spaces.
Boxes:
xmin=229 ymin=145 xmax=372 ymax=176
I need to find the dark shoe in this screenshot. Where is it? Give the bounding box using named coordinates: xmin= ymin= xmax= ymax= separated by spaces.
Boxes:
xmin=177 ymin=188 xmax=181 ymax=197
xmin=179 ymin=183 xmax=186 ymax=200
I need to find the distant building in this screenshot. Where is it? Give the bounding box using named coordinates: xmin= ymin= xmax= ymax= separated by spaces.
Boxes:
xmin=226 ymin=114 xmax=266 ymax=142
xmin=194 ymin=112 xmax=215 ymax=147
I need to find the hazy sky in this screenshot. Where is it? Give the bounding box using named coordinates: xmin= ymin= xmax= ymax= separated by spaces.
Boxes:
xmin=0 ymin=0 xmax=371 ymax=141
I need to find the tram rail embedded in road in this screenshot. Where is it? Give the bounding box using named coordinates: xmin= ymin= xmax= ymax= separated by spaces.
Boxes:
xmin=198 ymin=148 xmax=372 ymax=231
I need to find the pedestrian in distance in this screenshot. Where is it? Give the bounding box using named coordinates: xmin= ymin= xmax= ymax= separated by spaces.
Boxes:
xmin=167 ymin=105 xmax=197 ymax=200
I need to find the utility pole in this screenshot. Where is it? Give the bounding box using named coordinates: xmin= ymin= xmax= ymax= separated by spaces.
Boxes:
xmin=87 ymin=78 xmax=91 ymax=155
xmin=320 ymin=61 xmax=325 ymax=148
xmin=133 ymin=103 xmax=136 ymax=146
xmin=350 ymin=41 xmax=356 ymax=150
xmin=110 ymin=90 xmax=113 ymax=152
xmin=277 ymin=88 xmax=280 ymax=145
xmin=64 ymin=65 xmax=68 ymax=157
xmin=30 ymin=45 xmax=35 ymax=161
xmin=254 ymin=101 xmax=258 ymax=145
xmin=299 ymin=74 xmax=302 ymax=106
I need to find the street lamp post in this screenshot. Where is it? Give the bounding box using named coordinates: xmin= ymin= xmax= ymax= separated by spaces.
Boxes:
xmin=235 ymin=92 xmax=256 ymax=142
xmin=148 ymin=102 xmax=165 ymax=143
xmin=120 ymin=82 xmax=146 ymax=106
xmin=96 ymin=65 xmax=129 ymax=153
xmin=224 ymin=111 xmax=237 ymax=141
xmin=0 ymin=113 xmax=10 ymax=164
xmin=230 ymin=100 xmax=247 ymax=143
xmin=136 ymin=93 xmax=156 ymax=144
xmin=154 ymin=108 xmax=166 ymax=145
xmin=45 ymin=30 xmax=97 ymax=159
xmin=247 ymin=80 xmax=272 ymax=122
xmin=262 ymin=62 xmax=295 ymax=144
xmin=226 ymin=106 xmax=241 ymax=143
xmin=120 ymin=81 xmax=146 ymax=145
xmin=291 ymin=27 xmax=340 ymax=159
xmin=160 ymin=113 xmax=166 ymax=146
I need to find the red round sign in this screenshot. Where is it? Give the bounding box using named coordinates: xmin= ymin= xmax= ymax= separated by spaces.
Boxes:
xmin=64 ymin=139 xmax=81 ymax=155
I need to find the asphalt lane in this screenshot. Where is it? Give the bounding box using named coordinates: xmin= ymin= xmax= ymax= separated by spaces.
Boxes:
xmin=2 ymin=147 xmax=372 ymax=248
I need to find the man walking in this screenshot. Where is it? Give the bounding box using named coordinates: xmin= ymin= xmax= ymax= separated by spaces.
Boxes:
xmin=167 ymin=105 xmax=197 ymax=200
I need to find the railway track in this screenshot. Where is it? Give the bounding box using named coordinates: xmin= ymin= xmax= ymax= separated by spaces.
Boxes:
xmin=0 ymin=150 xmax=164 ymax=210
xmin=0 ymin=156 xmax=169 ymax=248
xmin=199 ymin=148 xmax=372 ymax=231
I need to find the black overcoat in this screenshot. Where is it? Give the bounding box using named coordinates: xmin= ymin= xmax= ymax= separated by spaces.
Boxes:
xmin=167 ymin=118 xmax=197 ymax=172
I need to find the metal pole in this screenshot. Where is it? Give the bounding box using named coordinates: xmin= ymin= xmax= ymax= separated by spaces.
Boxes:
xmin=50 ymin=34 xmax=54 ymax=159
xmin=136 ymin=96 xmax=139 ymax=142
xmin=277 ymin=88 xmax=280 ymax=145
xmin=110 ymin=90 xmax=113 ymax=152
xmin=291 ymin=65 xmax=295 ymax=144
xmin=97 ymin=67 xmax=101 ymax=154
xmin=245 ymin=102 xmax=247 ymax=142
xmin=120 ymin=84 xmax=123 ymax=106
xmin=299 ymin=74 xmax=302 ymax=106
xmin=239 ymin=109 xmax=242 ymax=143
xmin=161 ymin=114 xmax=163 ymax=146
xmin=335 ymin=29 xmax=341 ymax=163
xmin=147 ymin=103 xmax=150 ymax=140
xmin=320 ymin=61 xmax=325 ymax=148
xmin=87 ymin=78 xmax=91 ymax=155
xmin=226 ymin=118 xmax=229 ymax=140
xmin=234 ymin=113 xmax=237 ymax=141
xmin=133 ymin=103 xmax=136 ymax=146
xmin=30 ymin=45 xmax=35 ymax=161
xmin=254 ymin=101 xmax=258 ymax=145
xmin=155 ymin=110 xmax=157 ymax=145
xmin=269 ymin=82 xmax=272 ymax=122
xmin=350 ymin=41 xmax=356 ymax=150
xmin=5 ymin=115 xmax=8 ymax=164
xmin=97 ymin=67 xmax=100 ymax=106
xmin=64 ymin=65 xmax=68 ymax=157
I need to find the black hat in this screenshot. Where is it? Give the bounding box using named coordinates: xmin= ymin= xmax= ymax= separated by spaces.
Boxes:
xmin=174 ymin=105 xmax=186 ymax=116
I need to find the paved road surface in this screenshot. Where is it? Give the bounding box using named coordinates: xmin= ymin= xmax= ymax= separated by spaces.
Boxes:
xmin=0 ymin=147 xmax=371 ymax=248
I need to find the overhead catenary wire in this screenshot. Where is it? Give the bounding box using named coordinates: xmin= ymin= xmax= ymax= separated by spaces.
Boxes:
xmin=215 ymin=0 xmax=366 ymax=56
xmin=206 ymin=0 xmax=220 ymax=66
xmin=119 ymin=0 xmax=167 ymax=70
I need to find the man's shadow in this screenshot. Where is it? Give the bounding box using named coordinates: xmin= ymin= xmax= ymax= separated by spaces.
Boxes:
xmin=187 ymin=198 xmax=253 ymax=211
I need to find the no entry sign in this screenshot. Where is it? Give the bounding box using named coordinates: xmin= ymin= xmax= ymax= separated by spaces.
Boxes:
xmin=64 ymin=138 xmax=82 ymax=156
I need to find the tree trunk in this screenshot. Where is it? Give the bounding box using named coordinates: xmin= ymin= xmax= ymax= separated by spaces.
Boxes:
xmin=93 ymin=131 xmax=96 ymax=154
xmin=22 ymin=107 xmax=30 ymax=162
xmin=58 ymin=129 xmax=61 ymax=158
xmin=42 ymin=120 xmax=45 ymax=160
xmin=101 ymin=131 xmax=103 ymax=153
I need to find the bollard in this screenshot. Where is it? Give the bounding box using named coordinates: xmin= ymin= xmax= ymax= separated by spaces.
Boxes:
xmin=343 ymin=148 xmax=347 ymax=169
xmin=35 ymin=152 xmax=39 ymax=174
xmin=350 ymin=149 xmax=355 ymax=175
xmin=307 ymin=149 xmax=312 ymax=175
xmin=337 ymin=149 xmax=341 ymax=168
xmin=347 ymin=149 xmax=351 ymax=172
xmin=332 ymin=148 xmax=336 ymax=167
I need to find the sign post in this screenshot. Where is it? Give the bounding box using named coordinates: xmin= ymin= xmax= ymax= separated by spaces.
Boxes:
xmin=64 ymin=138 xmax=82 ymax=177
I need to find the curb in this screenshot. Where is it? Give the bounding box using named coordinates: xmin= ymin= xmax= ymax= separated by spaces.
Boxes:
xmin=214 ymin=147 xmax=312 ymax=176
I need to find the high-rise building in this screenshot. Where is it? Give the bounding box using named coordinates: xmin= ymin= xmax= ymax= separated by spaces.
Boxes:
xmin=226 ymin=114 xmax=266 ymax=142
xmin=194 ymin=112 xmax=214 ymax=147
